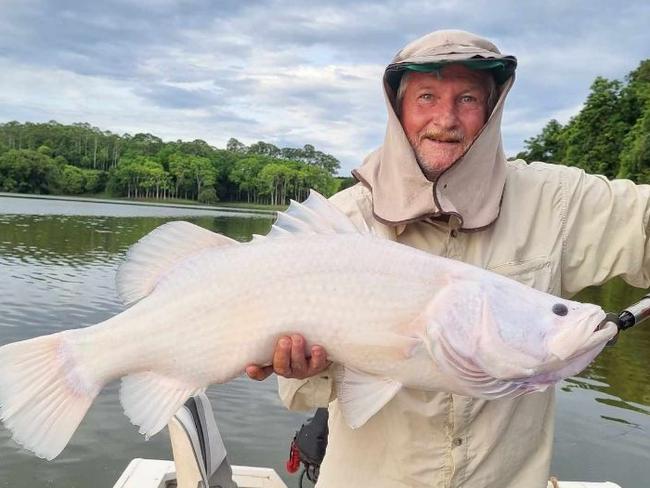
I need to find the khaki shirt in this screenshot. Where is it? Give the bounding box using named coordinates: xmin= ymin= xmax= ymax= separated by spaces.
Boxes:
xmin=279 ymin=161 xmax=650 ymax=488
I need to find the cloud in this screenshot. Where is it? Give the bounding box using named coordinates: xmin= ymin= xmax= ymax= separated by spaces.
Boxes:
xmin=134 ymin=83 xmax=222 ymax=110
xmin=1 ymin=0 xmax=649 ymax=173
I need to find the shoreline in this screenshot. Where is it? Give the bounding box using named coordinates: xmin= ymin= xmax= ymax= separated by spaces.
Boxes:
xmin=0 ymin=192 xmax=277 ymax=216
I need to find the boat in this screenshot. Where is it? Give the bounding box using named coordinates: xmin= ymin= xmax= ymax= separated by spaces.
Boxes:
xmin=112 ymin=393 xmax=623 ymax=488
xmin=113 ymin=392 xmax=287 ymax=488
xmin=114 ymin=458 xmax=287 ymax=488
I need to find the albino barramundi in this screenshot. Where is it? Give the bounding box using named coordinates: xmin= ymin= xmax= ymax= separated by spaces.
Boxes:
xmin=0 ymin=191 xmax=617 ymax=460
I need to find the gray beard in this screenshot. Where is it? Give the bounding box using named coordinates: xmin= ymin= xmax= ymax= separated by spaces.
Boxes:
xmin=414 ymin=153 xmax=444 ymax=182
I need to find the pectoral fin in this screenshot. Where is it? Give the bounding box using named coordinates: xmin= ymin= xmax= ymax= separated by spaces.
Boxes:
xmin=334 ymin=367 xmax=402 ymax=429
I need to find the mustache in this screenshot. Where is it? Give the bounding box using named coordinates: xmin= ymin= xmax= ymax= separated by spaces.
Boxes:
xmin=420 ymin=128 xmax=465 ymax=143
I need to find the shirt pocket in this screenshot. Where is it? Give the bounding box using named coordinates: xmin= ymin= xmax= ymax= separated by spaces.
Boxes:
xmin=487 ymin=256 xmax=554 ymax=293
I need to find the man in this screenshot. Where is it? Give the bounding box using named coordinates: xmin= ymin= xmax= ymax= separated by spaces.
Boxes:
xmin=247 ymin=30 xmax=650 ymax=487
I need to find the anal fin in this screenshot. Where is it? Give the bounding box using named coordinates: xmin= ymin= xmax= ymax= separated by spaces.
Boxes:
xmin=334 ymin=367 xmax=402 ymax=429
xmin=119 ymin=372 xmax=201 ymax=439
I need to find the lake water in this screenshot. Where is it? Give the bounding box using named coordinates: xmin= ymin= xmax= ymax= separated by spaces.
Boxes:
xmin=0 ymin=194 xmax=649 ymax=487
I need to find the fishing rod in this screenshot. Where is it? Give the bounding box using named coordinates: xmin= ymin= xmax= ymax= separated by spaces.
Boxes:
xmin=602 ymin=294 xmax=650 ymax=345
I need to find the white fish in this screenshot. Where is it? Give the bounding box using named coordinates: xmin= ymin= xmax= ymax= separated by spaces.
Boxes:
xmin=0 ymin=191 xmax=617 ymax=460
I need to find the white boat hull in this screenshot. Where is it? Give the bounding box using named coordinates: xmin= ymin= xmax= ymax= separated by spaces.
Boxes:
xmin=114 ymin=458 xmax=288 ymax=488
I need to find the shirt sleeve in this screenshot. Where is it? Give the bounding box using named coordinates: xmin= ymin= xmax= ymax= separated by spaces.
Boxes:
xmin=277 ymin=370 xmax=336 ymax=411
xmin=560 ymin=166 xmax=650 ymax=295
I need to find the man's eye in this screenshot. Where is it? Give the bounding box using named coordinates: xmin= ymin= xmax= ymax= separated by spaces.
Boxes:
xmin=418 ymin=93 xmax=433 ymax=101
xmin=459 ymin=95 xmax=477 ymax=103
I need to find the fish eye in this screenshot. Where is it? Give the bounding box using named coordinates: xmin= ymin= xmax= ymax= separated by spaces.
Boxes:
xmin=552 ymin=303 xmax=568 ymax=316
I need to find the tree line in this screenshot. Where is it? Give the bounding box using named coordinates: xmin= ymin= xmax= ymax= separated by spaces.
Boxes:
xmin=516 ymin=59 xmax=650 ymax=181
xmin=0 ymin=121 xmax=354 ymax=205
xmin=6 ymin=59 xmax=646 ymax=204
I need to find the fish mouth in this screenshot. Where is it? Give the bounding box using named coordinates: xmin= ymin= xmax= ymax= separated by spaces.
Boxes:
xmin=529 ymin=337 xmax=612 ymax=387
xmin=590 ymin=320 xmax=619 ymax=349
xmin=580 ymin=309 xmax=617 ymax=345
xmin=587 ymin=312 xmax=618 ymax=345
xmin=547 ymin=308 xmax=614 ymax=362
xmin=556 ymin=310 xmax=617 ymax=364
xmin=594 ymin=312 xmax=620 ymax=332
xmin=525 ymin=320 xmax=617 ymax=387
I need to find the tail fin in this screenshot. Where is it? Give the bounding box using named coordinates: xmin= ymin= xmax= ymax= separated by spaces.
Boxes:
xmin=0 ymin=332 xmax=101 ymax=460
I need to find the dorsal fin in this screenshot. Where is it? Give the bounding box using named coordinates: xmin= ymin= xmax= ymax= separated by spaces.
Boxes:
xmin=116 ymin=221 xmax=237 ymax=306
xmin=265 ymin=190 xmax=369 ymax=239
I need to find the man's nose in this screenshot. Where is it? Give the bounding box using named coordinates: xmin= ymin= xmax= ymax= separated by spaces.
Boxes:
xmin=432 ymin=97 xmax=459 ymax=129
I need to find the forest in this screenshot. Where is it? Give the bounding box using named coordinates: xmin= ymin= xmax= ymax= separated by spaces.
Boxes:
xmin=0 ymin=122 xmax=351 ymax=206
xmin=516 ymin=59 xmax=650 ymax=181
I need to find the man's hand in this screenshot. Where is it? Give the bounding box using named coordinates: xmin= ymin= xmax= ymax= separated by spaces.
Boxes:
xmin=246 ymin=334 xmax=330 ymax=381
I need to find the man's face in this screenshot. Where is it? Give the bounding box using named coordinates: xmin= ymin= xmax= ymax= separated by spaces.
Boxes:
xmin=399 ymin=64 xmax=491 ymax=180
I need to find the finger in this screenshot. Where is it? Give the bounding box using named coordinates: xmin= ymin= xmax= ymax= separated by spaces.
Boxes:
xmin=307 ymin=345 xmax=330 ymax=375
xmin=290 ymin=334 xmax=308 ymax=377
xmin=246 ymin=364 xmax=274 ymax=381
xmin=273 ymin=336 xmax=293 ymax=376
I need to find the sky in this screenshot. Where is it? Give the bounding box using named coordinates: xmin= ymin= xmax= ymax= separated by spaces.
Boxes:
xmin=1 ymin=0 xmax=649 ymax=175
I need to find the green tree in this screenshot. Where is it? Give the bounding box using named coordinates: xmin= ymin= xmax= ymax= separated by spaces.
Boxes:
xmin=83 ymin=169 xmax=105 ymax=193
xmin=0 ymin=121 xmax=123 ymax=172
xmin=0 ymin=120 xmax=343 ymax=202
xmin=617 ymin=60 xmax=650 ymax=181
xmin=60 ymin=165 xmax=86 ymax=194
xmin=198 ymin=188 xmax=219 ymax=204
xmin=618 ymin=107 xmax=650 ymax=181
xmin=167 ymin=154 xmax=216 ymax=199
xmin=229 ymin=156 xmax=267 ymax=203
xmin=226 ymin=138 xmax=247 ymax=153
xmin=189 ymin=156 xmax=217 ymax=198
xmin=336 ymin=176 xmax=357 ymax=192
xmin=561 ymin=77 xmax=630 ymax=177
xmin=518 ymin=59 xmax=650 ymax=182
xmin=122 ymin=133 xmax=163 ymax=158
xmin=248 ymin=141 xmax=281 ymax=157
xmin=37 ymin=145 xmax=53 ymax=157
xmin=257 ymin=162 xmax=297 ymax=205
xmin=168 ymin=153 xmax=194 ymax=199
xmin=212 ymin=149 xmax=243 ymax=200
xmin=301 ymin=164 xmax=338 ymax=197
xmin=106 ymin=156 xmax=165 ymax=198
xmin=280 ymin=143 xmax=341 ymax=174
xmin=0 ymin=149 xmax=61 ymax=193
xmin=516 ymin=119 xmax=565 ymax=162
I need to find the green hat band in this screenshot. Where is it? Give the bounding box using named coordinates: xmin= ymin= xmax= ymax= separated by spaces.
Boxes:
xmin=403 ymin=60 xmax=511 ymax=84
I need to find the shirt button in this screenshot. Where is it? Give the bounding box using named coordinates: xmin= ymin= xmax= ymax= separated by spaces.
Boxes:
xmin=452 ymin=437 xmax=463 ymax=447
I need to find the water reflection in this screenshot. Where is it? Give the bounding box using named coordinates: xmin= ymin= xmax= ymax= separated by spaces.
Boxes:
xmin=573 ymin=280 xmax=650 ymax=412
xmin=0 ymin=214 xmax=272 ymax=262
